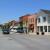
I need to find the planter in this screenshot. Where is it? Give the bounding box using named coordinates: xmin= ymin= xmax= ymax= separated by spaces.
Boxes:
xmin=36 ymin=32 xmax=39 ymax=35
xmin=41 ymin=32 xmax=44 ymax=35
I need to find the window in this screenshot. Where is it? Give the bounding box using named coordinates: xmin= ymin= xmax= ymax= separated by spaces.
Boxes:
xmin=32 ymin=18 xmax=34 ymax=22
xmin=31 ymin=18 xmax=34 ymax=22
xmin=40 ymin=26 xmax=43 ymax=32
xmin=43 ymin=17 xmax=46 ymax=22
xmin=31 ymin=19 xmax=32 ymax=22
xmin=38 ymin=18 xmax=40 ymax=23
xmin=44 ymin=26 xmax=47 ymax=32
xmin=48 ymin=26 xmax=50 ymax=32
xmin=48 ymin=17 xmax=50 ymax=23
xmin=29 ymin=19 xmax=31 ymax=23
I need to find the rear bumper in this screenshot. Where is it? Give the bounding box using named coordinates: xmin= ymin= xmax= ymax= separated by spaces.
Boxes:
xmin=3 ymin=31 xmax=9 ymax=34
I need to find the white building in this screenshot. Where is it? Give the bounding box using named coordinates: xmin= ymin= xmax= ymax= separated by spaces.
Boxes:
xmin=37 ymin=9 xmax=50 ymax=35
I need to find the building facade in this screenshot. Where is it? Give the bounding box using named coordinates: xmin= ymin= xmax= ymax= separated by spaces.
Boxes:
xmin=27 ymin=14 xmax=37 ymax=34
xmin=37 ymin=9 xmax=50 ymax=35
xmin=19 ymin=14 xmax=29 ymax=33
xmin=19 ymin=14 xmax=37 ymax=34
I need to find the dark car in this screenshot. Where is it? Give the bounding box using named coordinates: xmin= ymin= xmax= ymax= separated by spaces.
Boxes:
xmin=2 ymin=29 xmax=10 ymax=34
xmin=17 ymin=29 xmax=24 ymax=33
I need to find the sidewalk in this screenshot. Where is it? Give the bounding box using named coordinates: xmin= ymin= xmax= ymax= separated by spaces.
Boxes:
xmin=23 ymin=33 xmax=50 ymax=40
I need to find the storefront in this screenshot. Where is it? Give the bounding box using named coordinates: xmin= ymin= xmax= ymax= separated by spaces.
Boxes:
xmin=29 ymin=24 xmax=34 ymax=33
xmin=37 ymin=26 xmax=50 ymax=35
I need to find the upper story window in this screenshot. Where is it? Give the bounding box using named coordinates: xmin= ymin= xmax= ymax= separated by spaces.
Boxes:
xmin=38 ymin=18 xmax=40 ymax=23
xmin=31 ymin=18 xmax=34 ymax=22
xmin=29 ymin=18 xmax=34 ymax=23
xmin=48 ymin=16 xmax=50 ymax=23
xmin=43 ymin=17 xmax=46 ymax=22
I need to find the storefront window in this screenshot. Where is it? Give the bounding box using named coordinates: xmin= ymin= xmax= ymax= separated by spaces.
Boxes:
xmin=48 ymin=26 xmax=50 ymax=32
xmin=40 ymin=26 xmax=43 ymax=32
xmin=44 ymin=26 xmax=47 ymax=32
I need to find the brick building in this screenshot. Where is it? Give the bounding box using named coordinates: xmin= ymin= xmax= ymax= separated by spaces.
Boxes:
xmin=19 ymin=14 xmax=29 ymax=33
xmin=19 ymin=14 xmax=37 ymax=34
xmin=28 ymin=14 xmax=37 ymax=34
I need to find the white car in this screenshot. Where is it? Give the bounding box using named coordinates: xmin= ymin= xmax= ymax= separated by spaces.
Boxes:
xmin=10 ymin=26 xmax=18 ymax=33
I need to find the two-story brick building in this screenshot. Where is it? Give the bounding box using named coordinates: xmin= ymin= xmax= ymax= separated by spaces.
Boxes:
xmin=19 ymin=14 xmax=37 ymax=34
xmin=19 ymin=14 xmax=30 ymax=33
xmin=28 ymin=14 xmax=37 ymax=35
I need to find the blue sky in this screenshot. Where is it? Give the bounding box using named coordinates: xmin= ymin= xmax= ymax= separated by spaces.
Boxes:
xmin=0 ymin=0 xmax=50 ymax=24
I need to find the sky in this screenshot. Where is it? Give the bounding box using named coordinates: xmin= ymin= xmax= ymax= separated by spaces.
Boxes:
xmin=0 ymin=0 xmax=50 ymax=24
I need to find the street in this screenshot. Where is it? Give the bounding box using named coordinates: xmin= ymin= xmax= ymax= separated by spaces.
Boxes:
xmin=0 ymin=30 xmax=50 ymax=50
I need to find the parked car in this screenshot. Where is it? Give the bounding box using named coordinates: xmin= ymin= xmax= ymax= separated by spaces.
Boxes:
xmin=10 ymin=26 xmax=18 ymax=33
xmin=2 ymin=29 xmax=9 ymax=34
xmin=10 ymin=28 xmax=17 ymax=33
xmin=17 ymin=29 xmax=24 ymax=33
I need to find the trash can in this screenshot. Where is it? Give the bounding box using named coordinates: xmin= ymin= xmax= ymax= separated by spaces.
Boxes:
xmin=36 ymin=32 xmax=39 ymax=35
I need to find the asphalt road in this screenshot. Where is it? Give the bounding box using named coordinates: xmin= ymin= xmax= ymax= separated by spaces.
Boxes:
xmin=0 ymin=31 xmax=50 ymax=50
